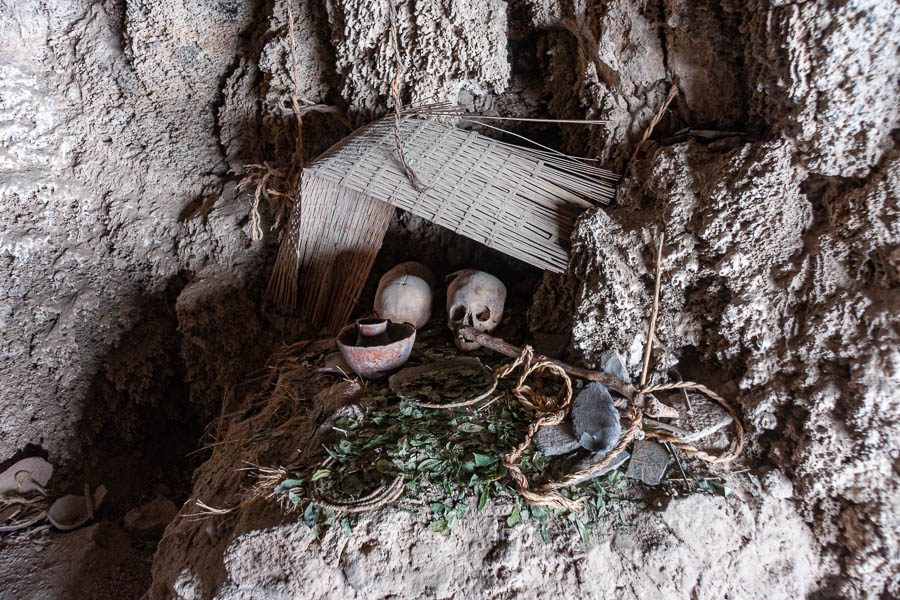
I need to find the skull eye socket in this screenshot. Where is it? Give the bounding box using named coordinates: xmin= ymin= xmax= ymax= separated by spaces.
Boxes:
xmin=450 ymin=305 xmax=467 ymax=322
xmin=475 ymin=306 xmax=491 ymax=322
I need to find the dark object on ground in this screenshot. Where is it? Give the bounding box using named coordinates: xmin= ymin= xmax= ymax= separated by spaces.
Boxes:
xmin=572 ymin=383 xmax=621 ymax=453
xmin=337 ymin=319 xmax=416 ymax=379
xmin=625 ymin=441 xmax=671 ymax=486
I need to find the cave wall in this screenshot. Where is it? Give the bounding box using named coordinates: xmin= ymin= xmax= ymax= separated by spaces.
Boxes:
xmin=527 ymin=1 xmax=899 ymax=596
xmin=1 ymin=0 xmax=897 ymax=598
xmin=0 ymin=0 xmax=286 ymax=471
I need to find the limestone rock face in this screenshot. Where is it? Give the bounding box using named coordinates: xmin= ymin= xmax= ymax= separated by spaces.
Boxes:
xmin=744 ymin=0 xmax=900 ymax=177
xmin=324 ymin=0 xmax=510 ymax=116
xmin=0 ymin=0 xmax=276 ymax=467
xmin=160 ymin=494 xmax=821 ymax=600
xmin=533 ymin=138 xmax=899 ymax=598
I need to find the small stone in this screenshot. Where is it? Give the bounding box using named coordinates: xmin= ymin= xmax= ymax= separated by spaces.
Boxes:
xmin=322 ymin=351 xmax=353 ymax=375
xmin=124 ymin=496 xmax=178 ymax=536
xmin=569 ymin=451 xmax=630 ymax=486
xmin=762 ymin=468 xmax=794 ymax=499
xmin=599 ymin=349 xmax=630 ymax=384
xmin=572 ymin=383 xmax=621 ymax=453
xmin=670 ymin=395 xmax=733 ymax=444
xmin=532 ymin=422 xmax=581 ymax=457
xmin=625 ymin=440 xmax=671 ymax=485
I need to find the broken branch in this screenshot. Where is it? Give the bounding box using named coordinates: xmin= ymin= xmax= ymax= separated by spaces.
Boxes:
xmin=458 ymin=327 xmax=680 ymax=420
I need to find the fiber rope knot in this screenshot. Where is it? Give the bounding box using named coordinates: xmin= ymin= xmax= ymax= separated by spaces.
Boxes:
xmin=494 ymin=345 xmax=572 ymax=414
xmin=496 ymin=345 xmax=642 ymax=513
xmin=494 ymin=344 xmax=744 ymax=512
xmin=638 ymin=381 xmax=745 ymax=464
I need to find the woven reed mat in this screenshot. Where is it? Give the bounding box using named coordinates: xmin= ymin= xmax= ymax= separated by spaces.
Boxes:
xmin=270 ymin=113 xmax=618 ymax=332
xmin=302 ymin=116 xmax=616 ymax=273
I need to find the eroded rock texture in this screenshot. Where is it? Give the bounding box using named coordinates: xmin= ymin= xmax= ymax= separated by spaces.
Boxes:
xmin=530 ymin=2 xmax=900 ymax=595
xmin=167 ymin=494 xmax=821 ymax=600
xmin=0 ymin=0 xmax=267 ymax=465
xmin=326 ymin=0 xmax=510 ymax=116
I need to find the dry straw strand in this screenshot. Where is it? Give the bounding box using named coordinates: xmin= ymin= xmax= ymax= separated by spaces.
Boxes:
xmin=626 ymin=85 xmax=678 ymax=176
xmin=387 ymin=1 xmax=426 ymax=192
xmin=640 ymin=232 xmax=665 ymax=387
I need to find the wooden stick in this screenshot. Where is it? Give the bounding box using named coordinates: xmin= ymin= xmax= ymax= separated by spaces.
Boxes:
xmin=459 ymin=328 xmax=685 ymax=430
xmin=459 ymin=327 xmax=635 ymax=398
xmin=640 ymin=233 xmax=665 ymax=387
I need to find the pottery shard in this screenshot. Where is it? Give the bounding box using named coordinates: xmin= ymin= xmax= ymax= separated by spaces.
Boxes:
xmin=572 ymin=383 xmax=621 ymax=453
xmin=532 ymin=422 xmax=581 ymax=457
xmin=0 ymin=456 xmax=53 ymax=495
xmin=625 ymin=440 xmax=671 ymax=486
xmin=670 ymin=395 xmax=733 ymax=444
xmin=599 ymin=349 xmax=630 ymax=385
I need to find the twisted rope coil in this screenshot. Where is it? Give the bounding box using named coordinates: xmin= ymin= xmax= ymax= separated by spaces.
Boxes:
xmin=490 ymin=346 xmax=744 ymax=511
xmin=311 ymin=456 xmax=405 ymax=514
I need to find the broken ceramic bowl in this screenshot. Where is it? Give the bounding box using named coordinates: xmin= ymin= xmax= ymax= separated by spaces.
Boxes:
xmin=0 ymin=457 xmax=53 ymax=496
xmin=625 ymin=440 xmax=671 ymax=486
xmin=47 ymin=484 xmax=107 ymax=531
xmin=337 ymin=318 xmax=416 ymax=379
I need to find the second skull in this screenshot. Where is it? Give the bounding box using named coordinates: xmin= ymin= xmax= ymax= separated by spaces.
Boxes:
xmin=446 ymin=270 xmax=506 ymax=350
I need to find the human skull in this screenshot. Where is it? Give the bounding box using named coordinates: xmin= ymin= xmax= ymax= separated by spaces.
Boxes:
xmin=374 ymin=262 xmax=435 ymax=329
xmin=446 ymin=270 xmax=506 ymax=351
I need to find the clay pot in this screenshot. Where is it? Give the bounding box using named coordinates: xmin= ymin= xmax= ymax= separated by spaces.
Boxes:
xmin=337 ymin=319 xmax=416 ymax=379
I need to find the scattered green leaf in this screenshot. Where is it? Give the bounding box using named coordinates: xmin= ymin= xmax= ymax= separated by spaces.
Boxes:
xmin=474 ymin=453 xmax=497 ymax=468
xmin=458 ymin=423 xmax=485 ymax=433
xmin=275 ymin=478 xmax=304 ymax=493
xmin=311 ymin=469 xmax=331 ymax=482
xmin=303 ymin=502 xmax=319 ymax=528
xmin=477 ymin=486 xmax=489 ymax=512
